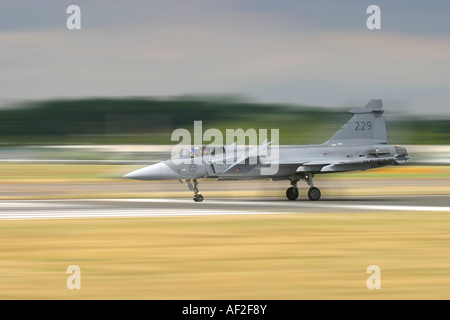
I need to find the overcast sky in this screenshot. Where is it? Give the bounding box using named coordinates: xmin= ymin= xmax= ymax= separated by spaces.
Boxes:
xmin=0 ymin=0 xmax=449 ymax=115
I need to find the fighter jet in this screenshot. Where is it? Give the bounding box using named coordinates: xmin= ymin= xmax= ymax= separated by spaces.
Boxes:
xmin=124 ymin=100 xmax=409 ymax=202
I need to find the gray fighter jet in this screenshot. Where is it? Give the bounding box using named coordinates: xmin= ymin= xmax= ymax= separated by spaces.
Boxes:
xmin=125 ymin=100 xmax=409 ymax=202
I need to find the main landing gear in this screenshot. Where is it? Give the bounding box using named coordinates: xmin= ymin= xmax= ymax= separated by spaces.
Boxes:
xmin=186 ymin=179 xmax=204 ymax=202
xmin=286 ymin=180 xmax=299 ymax=201
xmin=286 ymin=173 xmax=321 ymax=201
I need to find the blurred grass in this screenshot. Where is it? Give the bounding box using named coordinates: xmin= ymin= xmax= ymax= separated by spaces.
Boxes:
xmin=1 ymin=212 xmax=450 ymax=299
xmin=0 ymin=97 xmax=449 ymax=145
xmin=0 ymin=163 xmax=448 ymax=183
xmin=326 ymin=166 xmax=450 ymax=179
xmin=0 ymin=164 xmax=120 ymax=182
xmin=0 ymin=163 xmax=448 ymax=199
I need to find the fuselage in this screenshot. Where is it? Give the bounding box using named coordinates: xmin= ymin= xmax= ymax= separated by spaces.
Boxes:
xmin=124 ymin=142 xmax=409 ymax=181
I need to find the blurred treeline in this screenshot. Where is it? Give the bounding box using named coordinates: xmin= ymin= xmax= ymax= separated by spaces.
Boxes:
xmin=0 ymin=97 xmax=448 ymax=145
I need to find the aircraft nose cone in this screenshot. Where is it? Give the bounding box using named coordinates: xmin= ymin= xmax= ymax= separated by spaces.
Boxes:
xmin=124 ymin=162 xmax=178 ymax=180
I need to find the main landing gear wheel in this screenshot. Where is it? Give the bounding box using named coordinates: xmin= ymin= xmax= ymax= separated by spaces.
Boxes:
xmin=193 ymin=194 xmax=204 ymax=202
xmin=308 ymin=187 xmax=321 ymax=201
xmin=286 ymin=187 xmax=299 ymax=201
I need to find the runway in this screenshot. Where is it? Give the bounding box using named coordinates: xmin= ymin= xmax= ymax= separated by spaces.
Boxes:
xmin=0 ymin=195 xmax=449 ymax=220
xmin=2 ymin=194 xmax=450 ymax=300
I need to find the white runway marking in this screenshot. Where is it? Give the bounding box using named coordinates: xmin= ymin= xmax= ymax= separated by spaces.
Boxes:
xmin=0 ymin=198 xmax=448 ymax=220
xmin=320 ymin=204 xmax=450 ymax=212
xmin=0 ymin=202 xmax=89 ymax=208
xmin=96 ymin=198 xmax=450 ymax=212
xmin=0 ymin=209 xmax=279 ymax=220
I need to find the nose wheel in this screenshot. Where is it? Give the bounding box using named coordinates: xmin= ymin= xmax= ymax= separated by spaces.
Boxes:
xmin=194 ymin=194 xmax=204 ymax=202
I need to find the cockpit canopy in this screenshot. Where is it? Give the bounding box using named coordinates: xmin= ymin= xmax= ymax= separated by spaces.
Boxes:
xmin=178 ymin=147 xmax=202 ymax=159
xmin=177 ymin=146 xmax=226 ymax=159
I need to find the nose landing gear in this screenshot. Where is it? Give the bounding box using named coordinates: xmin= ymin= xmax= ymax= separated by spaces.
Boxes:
xmin=186 ymin=179 xmax=204 ymax=202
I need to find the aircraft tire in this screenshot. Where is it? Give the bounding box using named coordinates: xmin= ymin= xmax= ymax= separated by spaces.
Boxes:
xmin=308 ymin=187 xmax=321 ymax=201
xmin=193 ymin=194 xmax=204 ymax=202
xmin=286 ymin=187 xmax=299 ymax=201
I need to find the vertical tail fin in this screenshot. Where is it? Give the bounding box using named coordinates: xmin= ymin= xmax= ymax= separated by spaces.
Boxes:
xmin=327 ymin=100 xmax=388 ymax=145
